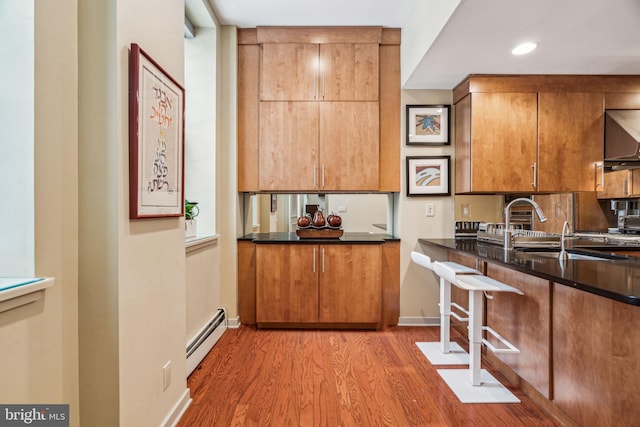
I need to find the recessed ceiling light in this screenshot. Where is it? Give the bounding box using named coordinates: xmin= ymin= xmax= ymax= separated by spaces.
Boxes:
xmin=511 ymin=42 xmax=538 ymax=56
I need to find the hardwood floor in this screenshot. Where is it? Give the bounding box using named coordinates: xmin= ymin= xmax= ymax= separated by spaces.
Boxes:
xmin=179 ymin=325 xmax=560 ymax=427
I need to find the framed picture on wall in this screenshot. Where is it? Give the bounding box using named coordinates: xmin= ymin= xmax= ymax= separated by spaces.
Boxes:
xmin=406 ymin=156 xmax=451 ymax=196
xmin=128 ymin=43 xmax=185 ymax=219
xmin=406 ymin=104 xmax=450 ymax=145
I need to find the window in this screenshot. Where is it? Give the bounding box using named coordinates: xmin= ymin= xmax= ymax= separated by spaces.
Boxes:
xmin=184 ymin=12 xmax=217 ymax=240
xmin=0 ymin=0 xmax=35 ymax=276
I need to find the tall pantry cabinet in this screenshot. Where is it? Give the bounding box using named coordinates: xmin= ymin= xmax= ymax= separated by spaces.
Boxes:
xmin=238 ymin=27 xmax=400 ymax=193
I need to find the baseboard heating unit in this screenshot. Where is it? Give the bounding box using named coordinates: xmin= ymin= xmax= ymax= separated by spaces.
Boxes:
xmin=186 ymin=308 xmax=227 ymax=375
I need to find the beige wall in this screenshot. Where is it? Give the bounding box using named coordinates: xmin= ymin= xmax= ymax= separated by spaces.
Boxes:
xmin=398 ymin=92 xmax=505 ymax=322
xmin=78 ymin=0 xmax=191 ymax=425
xmin=399 ymin=90 xmax=455 ymax=321
xmin=0 ymin=0 xmax=80 ymax=423
xmin=218 ymin=26 xmax=240 ymax=321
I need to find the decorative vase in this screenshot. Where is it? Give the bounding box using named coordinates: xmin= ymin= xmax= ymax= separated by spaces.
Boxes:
xmin=185 ymin=219 xmax=197 ymax=238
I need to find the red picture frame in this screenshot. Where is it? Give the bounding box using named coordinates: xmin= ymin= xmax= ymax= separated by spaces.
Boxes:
xmin=129 ymin=43 xmax=185 ymax=219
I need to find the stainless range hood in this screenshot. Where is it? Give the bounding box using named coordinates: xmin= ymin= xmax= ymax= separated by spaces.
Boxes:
xmin=604 ymin=110 xmax=640 ymax=169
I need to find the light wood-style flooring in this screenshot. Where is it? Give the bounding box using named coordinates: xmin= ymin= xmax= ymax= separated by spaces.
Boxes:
xmin=179 ymin=325 xmax=560 ymax=426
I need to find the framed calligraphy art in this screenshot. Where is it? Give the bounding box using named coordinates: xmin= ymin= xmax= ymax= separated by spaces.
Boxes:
xmin=129 ymin=43 xmax=185 ymax=219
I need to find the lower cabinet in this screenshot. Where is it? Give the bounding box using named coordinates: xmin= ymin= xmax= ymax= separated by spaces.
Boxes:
xmin=553 ymin=284 xmax=640 ymax=427
xmin=485 ymin=263 xmax=552 ymax=399
xmin=256 ymin=243 xmax=382 ymax=326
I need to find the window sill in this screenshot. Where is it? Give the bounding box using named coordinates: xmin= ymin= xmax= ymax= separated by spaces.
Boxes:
xmin=186 ymin=234 xmax=220 ymax=253
xmin=0 ymin=277 xmax=55 ymax=314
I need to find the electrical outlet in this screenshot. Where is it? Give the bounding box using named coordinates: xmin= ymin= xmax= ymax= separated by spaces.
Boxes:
xmin=461 ymin=203 xmax=471 ymax=218
xmin=163 ymin=361 xmax=172 ymax=391
xmin=426 ymin=203 xmax=435 ymax=217
xmin=337 ymin=205 xmax=347 ymax=213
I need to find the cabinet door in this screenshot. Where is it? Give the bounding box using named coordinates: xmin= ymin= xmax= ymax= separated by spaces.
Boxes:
xmin=455 ymin=95 xmax=472 ymax=193
xmin=260 ymin=43 xmax=319 ymax=101
xmin=320 ymin=44 xmax=378 ymax=101
xmin=596 ymin=169 xmax=630 ymax=199
xmin=319 ymin=244 xmax=382 ymax=323
xmin=256 ymin=244 xmax=318 ymax=323
xmin=259 ymin=101 xmax=319 ymax=191
xmin=469 ymin=93 xmax=538 ymax=192
xmin=319 ymin=102 xmax=379 ymax=191
xmin=538 ymin=92 xmax=604 ymax=192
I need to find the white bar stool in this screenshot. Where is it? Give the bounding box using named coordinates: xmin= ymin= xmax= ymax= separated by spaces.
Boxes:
xmin=410 ymin=251 xmax=477 ymax=365
xmin=437 ymin=274 xmax=524 ymax=403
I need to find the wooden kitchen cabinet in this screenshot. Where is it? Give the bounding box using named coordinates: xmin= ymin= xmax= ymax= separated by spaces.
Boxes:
xmin=597 ymin=168 xmax=640 ymax=199
xmin=553 ymin=284 xmax=640 ymax=426
xmin=538 ymin=92 xmax=604 ymax=192
xmin=259 ymin=102 xmax=319 ymax=191
xmin=320 ymin=44 xmax=379 ymax=101
xmin=597 ymin=169 xmax=630 ymax=199
xmin=485 ymin=263 xmax=552 ymax=399
xmin=259 ymin=101 xmax=378 ymax=191
xmin=454 ymin=76 xmax=605 ymax=194
xmin=260 ymin=43 xmax=318 ymax=101
xmin=256 ymin=243 xmax=382 ymax=326
xmin=259 ymin=40 xmax=379 ymax=191
xmin=455 ymin=92 xmax=538 ymax=193
xmin=319 ymin=102 xmax=379 ymax=190
xmin=260 ymin=42 xmax=378 ymax=101
xmin=238 ymin=27 xmax=399 ymax=192
xmin=256 ymin=244 xmax=318 ymax=323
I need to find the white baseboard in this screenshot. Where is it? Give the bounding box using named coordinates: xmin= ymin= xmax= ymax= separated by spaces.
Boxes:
xmin=227 ymin=316 xmax=241 ymax=329
xmin=398 ymin=316 xmax=440 ymax=326
xmin=161 ymin=388 xmax=191 ymax=427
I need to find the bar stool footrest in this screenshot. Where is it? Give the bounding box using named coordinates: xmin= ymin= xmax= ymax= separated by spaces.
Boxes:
xmin=482 ymin=326 xmax=520 ymax=354
xmin=450 ymin=302 xmax=469 ymax=322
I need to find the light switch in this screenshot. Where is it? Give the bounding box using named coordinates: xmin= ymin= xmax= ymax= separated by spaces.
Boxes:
xmin=461 ymin=203 xmax=471 ymax=218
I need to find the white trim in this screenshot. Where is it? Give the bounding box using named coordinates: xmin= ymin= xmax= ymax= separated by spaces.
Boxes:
xmin=398 ymin=316 xmax=440 ymax=326
xmin=0 ymin=277 xmax=54 ymax=313
xmin=160 ymin=388 xmax=192 ymax=427
xmin=185 ymin=234 xmax=219 ymax=253
xmin=226 ymin=316 xmax=241 ymax=329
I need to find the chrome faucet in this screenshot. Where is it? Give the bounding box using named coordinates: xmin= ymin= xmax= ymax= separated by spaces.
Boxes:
xmin=503 ymin=197 xmax=548 ymax=250
xmin=558 ymin=221 xmax=571 ymax=262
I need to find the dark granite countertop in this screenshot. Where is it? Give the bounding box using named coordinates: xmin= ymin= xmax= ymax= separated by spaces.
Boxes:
xmin=418 ymin=238 xmax=640 ymax=306
xmin=240 ymin=232 xmax=400 ymax=244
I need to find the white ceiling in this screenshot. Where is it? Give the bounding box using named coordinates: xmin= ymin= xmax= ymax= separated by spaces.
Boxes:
xmin=208 ymin=0 xmax=640 ymax=89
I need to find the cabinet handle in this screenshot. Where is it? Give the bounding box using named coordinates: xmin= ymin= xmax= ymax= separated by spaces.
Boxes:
xmin=531 ymin=162 xmax=537 ymax=189
xmin=313 ymin=164 xmax=317 ymax=188
xmin=322 ymin=73 xmax=325 ymax=99
xmin=322 ymin=164 xmax=325 ymax=189
xmin=595 ymin=162 xmax=604 ymax=191
xmin=321 ymin=247 xmax=325 ymax=273
xmin=313 ymin=72 xmax=317 ymax=100
xmin=313 ymin=248 xmax=316 ymax=272
xmin=624 ymin=179 xmax=629 ymax=196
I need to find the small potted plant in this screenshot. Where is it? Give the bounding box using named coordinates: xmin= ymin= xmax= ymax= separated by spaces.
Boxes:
xmin=185 ymin=199 xmax=199 ymax=238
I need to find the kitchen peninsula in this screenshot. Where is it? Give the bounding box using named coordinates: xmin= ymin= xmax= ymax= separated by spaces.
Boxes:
xmin=418 ymin=237 xmax=639 ymax=427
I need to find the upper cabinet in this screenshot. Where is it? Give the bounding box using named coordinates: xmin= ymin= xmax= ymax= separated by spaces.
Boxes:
xmin=455 ymin=92 xmax=538 ymax=193
xmin=453 ymin=75 xmax=640 ymax=194
xmin=260 ymin=43 xmax=379 ymax=101
xmin=238 ymin=27 xmax=400 ymax=193
xmin=537 ymin=92 xmax=604 ymax=192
